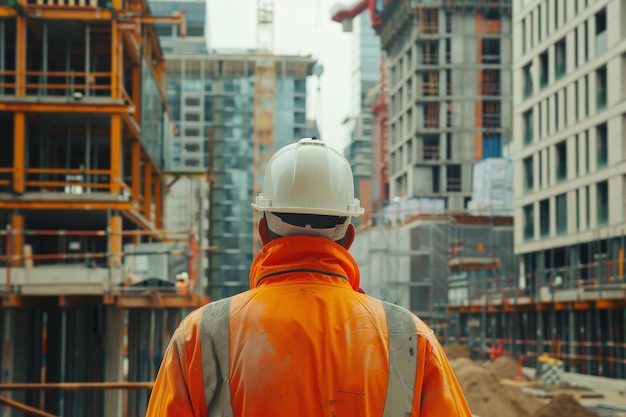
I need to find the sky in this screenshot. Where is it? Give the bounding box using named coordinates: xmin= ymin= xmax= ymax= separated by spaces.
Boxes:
xmin=206 ymin=0 xmax=356 ymax=152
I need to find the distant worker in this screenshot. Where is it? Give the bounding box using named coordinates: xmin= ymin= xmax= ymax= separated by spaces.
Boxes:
xmin=175 ymin=271 xmax=190 ymax=296
xmin=146 ymin=138 xmax=472 ymax=416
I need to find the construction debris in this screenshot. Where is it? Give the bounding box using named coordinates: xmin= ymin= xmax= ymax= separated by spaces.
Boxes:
xmin=527 ymin=394 xmax=599 ymax=417
xmin=450 ymin=357 xmax=544 ymax=417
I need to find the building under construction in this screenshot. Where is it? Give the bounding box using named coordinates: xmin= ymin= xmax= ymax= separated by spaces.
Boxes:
xmin=341 ymin=0 xmax=626 ymax=381
xmin=0 ymin=0 xmax=209 ymax=415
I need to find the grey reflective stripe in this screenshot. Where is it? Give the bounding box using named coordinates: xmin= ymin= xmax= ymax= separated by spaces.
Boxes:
xmin=382 ymin=302 xmax=418 ymax=417
xmin=200 ymin=298 xmax=234 ymax=417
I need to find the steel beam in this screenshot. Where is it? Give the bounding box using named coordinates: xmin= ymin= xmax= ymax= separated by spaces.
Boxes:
xmin=0 ymin=200 xmax=133 ymax=210
xmin=0 ymin=102 xmax=130 ymax=113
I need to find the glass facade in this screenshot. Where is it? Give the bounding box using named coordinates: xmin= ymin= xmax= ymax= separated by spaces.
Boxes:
xmin=141 ymin=56 xmax=165 ymax=167
xmin=164 ymin=55 xmax=314 ymax=300
xmin=345 ymin=14 xmax=379 ymax=226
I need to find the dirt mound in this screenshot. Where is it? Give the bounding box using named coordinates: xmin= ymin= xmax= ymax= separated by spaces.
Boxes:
xmin=449 ymin=357 xmax=544 ymax=417
xmin=443 ymin=343 xmax=470 ymax=359
xmin=488 ymin=355 xmax=522 ymax=380
xmin=527 ymin=394 xmax=598 ymax=417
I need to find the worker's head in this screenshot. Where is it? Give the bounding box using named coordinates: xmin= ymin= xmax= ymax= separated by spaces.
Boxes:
xmin=252 ymin=138 xmax=364 ymax=248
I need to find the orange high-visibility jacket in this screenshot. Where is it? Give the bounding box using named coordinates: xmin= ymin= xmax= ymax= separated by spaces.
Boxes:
xmin=146 ymin=236 xmax=472 ymax=417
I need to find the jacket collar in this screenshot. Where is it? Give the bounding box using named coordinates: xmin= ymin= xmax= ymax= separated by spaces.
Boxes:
xmin=249 ymin=235 xmax=361 ymax=291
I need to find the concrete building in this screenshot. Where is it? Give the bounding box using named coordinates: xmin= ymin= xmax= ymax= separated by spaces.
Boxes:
xmin=378 ymin=1 xmax=513 ymax=211
xmin=151 ymin=0 xmax=211 ymax=292
xmin=164 ymin=51 xmax=315 ymax=300
xmin=343 ymin=13 xmax=380 ymax=227
xmin=0 ymin=0 xmax=206 ymax=414
xmin=513 ymin=0 xmax=626 ymax=273
xmin=149 ymin=0 xmax=208 ymax=55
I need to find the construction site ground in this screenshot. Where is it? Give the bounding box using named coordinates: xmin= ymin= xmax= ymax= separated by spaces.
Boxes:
xmin=444 ymin=345 xmax=626 ymax=417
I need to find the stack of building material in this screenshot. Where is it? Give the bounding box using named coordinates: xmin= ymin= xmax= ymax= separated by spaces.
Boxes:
xmin=468 ymin=158 xmax=514 ymax=216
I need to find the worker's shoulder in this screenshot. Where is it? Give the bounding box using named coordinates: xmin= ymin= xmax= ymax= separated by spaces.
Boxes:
xmin=378 ymin=300 xmax=437 ymax=338
xmin=180 ymin=295 xmax=236 ymax=329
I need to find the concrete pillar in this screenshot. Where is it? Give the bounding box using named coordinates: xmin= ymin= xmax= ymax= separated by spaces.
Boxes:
xmin=1 ymin=309 xmax=12 ymax=417
xmin=11 ymin=309 xmax=29 ymax=416
xmin=103 ymin=307 xmax=125 ymax=417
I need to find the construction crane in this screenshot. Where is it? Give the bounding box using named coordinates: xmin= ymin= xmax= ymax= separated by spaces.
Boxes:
xmin=330 ymin=0 xmax=389 ymax=32
xmin=252 ymin=0 xmax=275 ymax=255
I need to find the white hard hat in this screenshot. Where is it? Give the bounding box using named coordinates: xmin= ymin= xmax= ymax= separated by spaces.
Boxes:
xmin=252 ymin=138 xmax=364 ymax=240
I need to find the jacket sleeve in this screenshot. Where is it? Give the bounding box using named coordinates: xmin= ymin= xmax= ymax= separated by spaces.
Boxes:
xmin=414 ymin=325 xmax=472 ymax=417
xmin=146 ymin=312 xmax=208 ymax=417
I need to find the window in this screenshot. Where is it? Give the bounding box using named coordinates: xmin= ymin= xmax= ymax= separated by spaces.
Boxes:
xmin=556 ymin=141 xmax=567 ymax=182
xmin=185 ymin=97 xmax=200 ymax=106
xmin=596 ymin=66 xmax=607 ymax=111
xmin=554 ymin=93 xmax=559 ymax=132
xmin=556 ymin=194 xmax=567 ymax=235
xmin=583 ymin=20 xmax=589 ymax=62
xmin=585 ymin=185 xmax=590 ymax=227
xmin=575 ymin=189 xmax=580 ymax=230
xmin=185 ymin=112 xmax=200 ymax=122
xmin=184 ymin=143 xmax=200 ymax=152
xmin=538 ymin=3 xmax=542 ymax=41
xmin=585 ymin=130 xmax=590 ymax=172
xmin=538 ymin=101 xmax=543 ymax=139
xmin=555 ymin=38 xmax=566 ymax=80
xmin=596 ymin=123 xmax=608 ymax=168
xmin=539 ymin=50 xmax=549 ymax=89
xmin=539 ymin=149 xmax=543 ymax=188
xmin=446 ymin=165 xmax=461 ymax=192
xmin=524 ymin=204 xmax=534 ymax=240
xmin=184 ymin=127 xmax=200 ymax=137
xmin=563 ymin=88 xmax=568 ymax=127
xmin=574 ymin=28 xmax=578 ymax=68
xmin=597 ymin=181 xmax=608 ymax=225
xmin=574 ymin=80 xmax=579 ymax=121
xmin=523 ymin=156 xmax=534 ymax=192
xmin=595 ymin=9 xmax=607 ymax=55
xmin=554 ymin=0 xmax=558 ymax=29
xmin=481 ymin=39 xmax=500 ymax=64
xmin=540 ymin=199 xmax=550 ymax=237
xmin=184 ymin=159 xmax=200 ymax=167
xmin=523 ymin=63 xmax=533 ymax=99
xmin=523 ymin=109 xmax=533 ymax=145
xmin=583 ymin=75 xmax=589 ymax=117
xmin=574 ymin=134 xmax=579 ymax=176
xmin=522 ymin=18 xmax=526 ymax=53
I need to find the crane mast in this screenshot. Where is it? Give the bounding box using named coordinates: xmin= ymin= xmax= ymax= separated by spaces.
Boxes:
xmin=252 ymin=0 xmax=275 ymax=255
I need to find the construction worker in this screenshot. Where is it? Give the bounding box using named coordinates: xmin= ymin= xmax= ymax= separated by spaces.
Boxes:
xmin=146 ymin=138 xmax=472 ymax=416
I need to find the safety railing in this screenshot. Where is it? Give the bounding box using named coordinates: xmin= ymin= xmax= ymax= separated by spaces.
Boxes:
xmin=27 ymin=0 xmax=100 ymax=7
xmin=0 ymin=69 xmax=16 ymax=95
xmin=25 ymin=70 xmax=112 ymax=97
xmin=0 ymin=167 xmax=12 ymax=188
xmin=421 ymin=145 xmax=440 ymax=161
xmin=0 ymin=227 xmax=215 ymax=299
xmin=421 ymin=53 xmax=439 ymax=65
xmin=25 ymin=167 xmax=112 ymax=194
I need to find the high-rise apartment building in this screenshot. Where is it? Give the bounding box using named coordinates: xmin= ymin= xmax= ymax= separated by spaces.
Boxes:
xmin=164 ymin=52 xmax=315 ymax=299
xmin=513 ymin=0 xmax=626 ymax=287
xmin=343 ymin=13 xmax=380 ymax=226
xmin=150 ymin=0 xmax=211 ymax=292
xmin=379 ymin=1 xmax=512 ymax=211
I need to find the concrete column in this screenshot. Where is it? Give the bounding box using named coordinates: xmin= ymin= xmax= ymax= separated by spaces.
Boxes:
xmin=104 ymin=307 xmax=125 ymax=417
xmin=11 ymin=309 xmax=29 ymax=413
xmin=1 ymin=310 xmax=12 ymax=417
